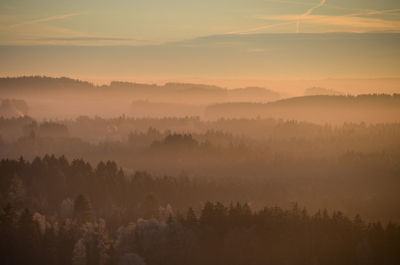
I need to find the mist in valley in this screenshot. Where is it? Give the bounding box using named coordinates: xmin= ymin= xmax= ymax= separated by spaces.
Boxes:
xmin=1 ymin=0 xmax=400 ymax=264
xmin=1 ymin=74 xmax=400 ymax=265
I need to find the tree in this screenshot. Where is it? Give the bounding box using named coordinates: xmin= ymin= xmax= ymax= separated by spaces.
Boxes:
xmin=17 ymin=208 xmax=39 ymax=265
xmin=119 ymin=253 xmax=146 ymax=265
xmin=142 ymin=193 xmax=159 ymax=219
xmin=72 ymin=238 xmax=87 ymax=265
xmin=7 ymin=175 xmax=25 ymax=207
xmin=185 ymin=207 xmax=197 ymax=227
xmin=73 ymin=194 xmax=93 ymax=224
xmin=60 ymin=198 xmax=74 ymax=218
xmin=0 ymin=204 xmax=17 ymax=265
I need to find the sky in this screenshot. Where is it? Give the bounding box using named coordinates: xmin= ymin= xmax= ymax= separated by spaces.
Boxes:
xmin=1 ymin=0 xmax=400 ymax=45
xmin=0 ymin=0 xmax=400 ymax=83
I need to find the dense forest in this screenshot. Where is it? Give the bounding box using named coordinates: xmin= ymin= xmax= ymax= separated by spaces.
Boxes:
xmin=1 ymin=156 xmax=400 ymax=265
xmin=2 ymin=0 xmax=400 ymax=261
xmin=1 ymin=76 xmax=400 ymax=264
xmin=1 ymin=116 xmax=400 ymax=222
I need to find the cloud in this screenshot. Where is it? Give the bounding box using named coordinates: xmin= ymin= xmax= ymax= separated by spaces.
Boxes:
xmin=9 ymin=13 xmax=85 ymax=28
xmin=0 ymin=12 xmax=152 ymax=46
xmin=228 ymin=21 xmax=295 ymax=34
xmin=0 ymin=12 xmax=89 ymax=43
xmin=250 ymin=6 xmax=400 ymax=33
xmin=261 ymin=14 xmax=400 ymax=32
xmin=36 ymin=37 xmax=142 ymax=42
xmin=350 ymin=8 xmax=400 ymax=18
xmin=0 ymin=12 xmax=147 ymax=46
xmin=247 ymin=48 xmax=265 ymax=53
xmin=228 ymin=1 xmax=400 ymax=35
xmin=297 ymin=0 xmax=326 ymax=33
xmin=6 ymin=34 xmax=148 ymax=46
xmin=263 ymin=0 xmax=315 ymax=6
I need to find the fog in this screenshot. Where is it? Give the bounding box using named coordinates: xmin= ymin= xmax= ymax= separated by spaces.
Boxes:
xmin=1 ymin=76 xmax=400 ymax=265
xmin=1 ymin=76 xmax=400 ymax=122
xmin=2 ymin=0 xmax=400 ymax=261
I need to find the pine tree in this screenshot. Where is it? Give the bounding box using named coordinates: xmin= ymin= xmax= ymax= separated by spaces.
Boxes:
xmin=0 ymin=204 xmax=17 ymax=265
xmin=73 ymin=194 xmax=93 ymax=224
xmin=17 ymin=208 xmax=39 ymax=265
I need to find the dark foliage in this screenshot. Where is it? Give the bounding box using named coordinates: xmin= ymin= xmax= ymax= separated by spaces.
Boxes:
xmin=1 ymin=200 xmax=399 ymax=265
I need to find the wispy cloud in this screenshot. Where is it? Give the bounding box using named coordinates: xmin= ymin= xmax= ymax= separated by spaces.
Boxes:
xmin=0 ymin=12 xmax=88 ymax=41
xmin=246 ymin=48 xmax=265 ymax=53
xmin=350 ymin=8 xmax=400 ymax=18
xmin=263 ymin=0 xmax=314 ymax=6
xmin=229 ymin=1 xmax=400 ymax=35
xmin=36 ymin=37 xmax=143 ymax=42
xmin=296 ymin=0 xmax=326 ymax=33
xmin=260 ymin=13 xmax=400 ymax=33
xmin=240 ymin=4 xmax=400 ymax=34
xmin=0 ymin=12 xmax=153 ymax=46
xmin=9 ymin=13 xmax=84 ymax=28
xmin=228 ymin=21 xmax=295 ymax=34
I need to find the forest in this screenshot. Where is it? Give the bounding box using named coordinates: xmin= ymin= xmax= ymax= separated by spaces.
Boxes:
xmin=1 ymin=156 xmax=400 ymax=265
xmin=1 ymin=77 xmax=400 ymax=265
xmin=2 ymin=0 xmax=400 ymax=262
xmin=2 ymin=77 xmax=400 ymax=122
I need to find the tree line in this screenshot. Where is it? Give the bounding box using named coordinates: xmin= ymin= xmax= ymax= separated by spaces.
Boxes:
xmin=1 ymin=199 xmax=399 ymax=265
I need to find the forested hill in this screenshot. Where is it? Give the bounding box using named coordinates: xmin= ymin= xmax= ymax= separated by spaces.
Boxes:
xmin=1 ymin=155 xmax=400 ymax=265
xmin=0 ymin=76 xmax=280 ymax=103
xmin=0 ymin=76 xmax=95 ymax=92
xmin=206 ymin=94 xmax=400 ymax=123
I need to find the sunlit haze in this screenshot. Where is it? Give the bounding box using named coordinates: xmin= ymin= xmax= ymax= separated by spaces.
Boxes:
xmin=1 ymin=1 xmax=400 ymax=265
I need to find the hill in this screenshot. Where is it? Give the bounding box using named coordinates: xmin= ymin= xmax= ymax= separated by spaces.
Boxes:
xmin=0 ymin=76 xmax=280 ymax=104
xmin=206 ymin=94 xmax=400 ymax=123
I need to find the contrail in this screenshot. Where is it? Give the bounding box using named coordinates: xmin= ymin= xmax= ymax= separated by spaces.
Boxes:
xmin=228 ymin=21 xmax=296 ymax=35
xmin=296 ymin=0 xmax=326 ymax=33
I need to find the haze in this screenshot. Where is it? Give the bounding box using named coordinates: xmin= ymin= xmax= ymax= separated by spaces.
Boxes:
xmin=1 ymin=1 xmax=400 ymax=265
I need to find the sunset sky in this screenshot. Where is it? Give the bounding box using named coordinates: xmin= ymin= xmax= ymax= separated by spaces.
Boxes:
xmin=1 ymin=0 xmax=399 ymax=45
xmin=0 ymin=0 xmax=399 ymax=83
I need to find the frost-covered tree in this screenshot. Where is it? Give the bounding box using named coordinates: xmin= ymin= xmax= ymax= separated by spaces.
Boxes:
xmin=72 ymin=238 xmax=87 ymax=265
xmin=33 ymin=212 xmax=47 ymax=235
xmin=119 ymin=253 xmax=146 ymax=265
xmin=158 ymin=204 xmax=174 ymax=222
xmin=60 ymin=198 xmax=74 ymax=218
xmin=79 ymin=219 xmax=111 ymax=265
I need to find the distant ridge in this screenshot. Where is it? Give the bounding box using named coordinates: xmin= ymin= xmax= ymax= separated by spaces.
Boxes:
xmin=0 ymin=76 xmax=281 ymax=103
xmin=304 ymin=87 xmax=343 ymax=96
xmin=206 ymin=94 xmax=400 ymax=123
